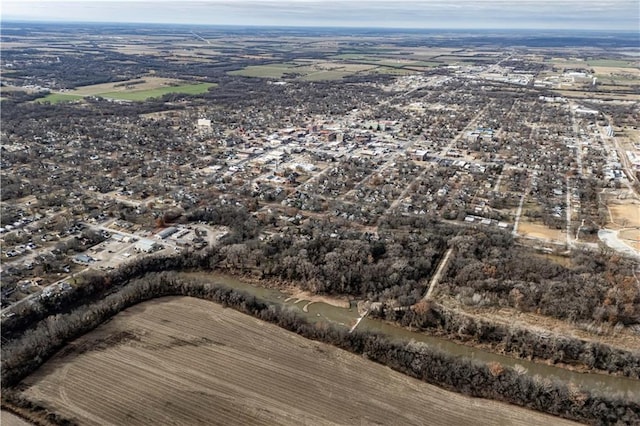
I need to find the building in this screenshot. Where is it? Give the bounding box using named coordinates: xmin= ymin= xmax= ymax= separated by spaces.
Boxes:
xmin=157 ymin=226 xmax=178 ymax=239
xmin=135 ymin=238 xmax=160 ymax=253
xmin=74 ymin=254 xmax=94 ymax=264
xmin=197 ymin=118 xmax=212 ymax=127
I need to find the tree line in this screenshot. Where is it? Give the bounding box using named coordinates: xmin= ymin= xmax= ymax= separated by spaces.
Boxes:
xmin=375 ymin=300 xmax=640 ymax=378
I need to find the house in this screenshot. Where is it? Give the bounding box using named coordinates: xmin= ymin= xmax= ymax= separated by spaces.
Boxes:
xmin=411 ymin=150 xmax=429 ymax=161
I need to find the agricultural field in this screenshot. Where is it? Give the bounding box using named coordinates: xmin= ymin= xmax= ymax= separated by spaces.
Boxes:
xmin=0 ymin=411 xmax=31 ymax=426
xmin=228 ymin=63 xmax=300 ymax=78
xmin=98 ymin=82 xmax=215 ymax=101
xmin=229 ymin=58 xmax=425 ymax=80
xmin=65 ymin=77 xmax=182 ymax=96
xmin=17 ymin=297 xmax=578 ymax=426
xmin=34 ymin=78 xmax=216 ymax=103
xmin=34 ymin=93 xmax=83 ymax=104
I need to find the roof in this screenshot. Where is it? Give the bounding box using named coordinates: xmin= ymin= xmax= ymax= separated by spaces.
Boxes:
xmin=75 ymin=254 xmax=93 ymax=263
xmin=136 ymin=238 xmax=158 ymax=250
xmin=157 ymin=227 xmax=178 ymax=239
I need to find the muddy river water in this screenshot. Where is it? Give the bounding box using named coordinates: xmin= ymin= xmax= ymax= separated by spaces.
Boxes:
xmin=183 ymin=272 xmax=639 ymax=400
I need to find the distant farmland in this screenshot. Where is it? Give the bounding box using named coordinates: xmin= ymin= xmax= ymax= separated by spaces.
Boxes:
xmin=17 ymin=297 xmax=579 ymax=426
xmin=228 ymin=59 xmax=427 ymax=80
xmin=35 ymin=78 xmax=216 ymax=103
xmin=34 ymin=93 xmax=84 ymax=104
xmin=98 ymin=82 xmax=215 ymax=100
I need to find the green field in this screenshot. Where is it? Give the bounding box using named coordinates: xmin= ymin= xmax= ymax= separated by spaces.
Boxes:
xmin=587 ymin=59 xmax=637 ymax=68
xmin=228 ymin=64 xmax=299 ymax=78
xmin=230 ymin=59 xmax=429 ymax=81
xmin=550 ymin=58 xmax=638 ymax=69
xmin=34 ymin=82 xmax=216 ymax=103
xmin=330 ymin=53 xmax=370 ymax=60
xmin=299 ymin=70 xmax=351 ymax=81
xmin=373 ymin=66 xmax=418 ymax=75
xmin=35 ymin=93 xmax=84 ymax=104
xmin=98 ymin=82 xmax=216 ymax=100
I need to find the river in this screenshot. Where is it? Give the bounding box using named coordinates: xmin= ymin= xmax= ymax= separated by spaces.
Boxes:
xmin=183 ymin=272 xmax=640 ymax=401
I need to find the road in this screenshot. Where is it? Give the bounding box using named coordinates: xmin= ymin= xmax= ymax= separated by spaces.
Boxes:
xmin=512 ymin=178 xmax=529 ymax=237
xmin=565 ymin=176 xmax=574 ymax=248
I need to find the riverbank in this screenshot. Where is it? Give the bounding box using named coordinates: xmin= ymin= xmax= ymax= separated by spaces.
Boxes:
xmin=190 ymin=270 xmax=640 ymax=382
xmin=4 ymin=273 xmax=638 ymax=425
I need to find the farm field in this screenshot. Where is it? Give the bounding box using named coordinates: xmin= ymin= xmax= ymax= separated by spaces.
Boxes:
xmin=229 ymin=59 xmax=423 ymax=80
xmin=98 ymin=82 xmax=216 ymax=100
xmin=17 ymin=297 xmax=578 ymax=426
xmin=34 ymin=78 xmax=216 ymax=103
xmin=0 ymin=411 xmax=31 ymax=426
xmin=228 ymin=63 xmax=299 ymax=78
xmin=65 ymin=77 xmax=182 ymax=95
xmin=34 ymin=93 xmax=83 ymax=104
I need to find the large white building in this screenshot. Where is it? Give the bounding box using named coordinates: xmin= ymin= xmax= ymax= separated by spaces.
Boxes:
xmin=135 ymin=238 xmax=160 ymax=253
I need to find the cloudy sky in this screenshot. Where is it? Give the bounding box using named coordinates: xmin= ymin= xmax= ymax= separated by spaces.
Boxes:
xmin=2 ymin=0 xmax=639 ymax=30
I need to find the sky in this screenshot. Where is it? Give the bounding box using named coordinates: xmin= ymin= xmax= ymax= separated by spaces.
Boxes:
xmin=2 ymin=0 xmax=639 ymax=31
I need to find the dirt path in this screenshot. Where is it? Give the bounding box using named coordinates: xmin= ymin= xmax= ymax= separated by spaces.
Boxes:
xmin=424 ymin=248 xmax=454 ymax=300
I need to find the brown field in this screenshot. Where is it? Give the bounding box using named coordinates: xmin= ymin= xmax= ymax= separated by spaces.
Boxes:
xmin=18 ymin=297 xmax=578 ymax=426
xmin=519 ymin=221 xmax=566 ymax=241
xmin=554 ymin=90 xmax=640 ymax=101
xmin=609 ymin=203 xmax=640 ymax=227
xmin=592 ymin=66 xmax=640 ymax=77
xmin=619 ymin=228 xmax=640 ymax=250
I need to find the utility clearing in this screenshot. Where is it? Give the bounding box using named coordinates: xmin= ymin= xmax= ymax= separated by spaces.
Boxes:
xmin=17 ymin=297 xmax=578 ymax=426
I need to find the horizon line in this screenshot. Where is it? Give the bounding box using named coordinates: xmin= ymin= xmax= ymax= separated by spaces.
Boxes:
xmin=2 ymin=19 xmax=639 ymax=34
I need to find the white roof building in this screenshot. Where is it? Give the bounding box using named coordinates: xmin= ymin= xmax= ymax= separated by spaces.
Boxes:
xmin=135 ymin=238 xmax=160 ymax=253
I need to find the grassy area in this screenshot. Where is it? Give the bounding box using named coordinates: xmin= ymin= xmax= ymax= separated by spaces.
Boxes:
xmin=550 ymin=58 xmax=638 ymax=69
xmin=35 ymin=93 xmax=84 ymax=104
xmin=299 ymin=70 xmax=351 ymax=81
xmin=98 ymin=82 xmax=216 ymax=101
xmin=330 ymin=53 xmax=370 ymax=60
xmin=587 ymin=59 xmax=636 ymax=68
xmin=34 ymin=82 xmax=216 ymax=103
xmin=228 ymin=64 xmax=298 ymax=78
xmin=373 ymin=66 xmax=418 ymax=76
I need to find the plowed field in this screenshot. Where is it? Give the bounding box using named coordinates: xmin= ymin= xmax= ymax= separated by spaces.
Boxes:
xmin=19 ymin=297 xmax=579 ymax=426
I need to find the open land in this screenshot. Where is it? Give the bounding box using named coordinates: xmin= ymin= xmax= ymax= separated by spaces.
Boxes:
xmin=0 ymin=411 xmax=32 ymax=426
xmin=608 ymin=203 xmax=640 ymax=227
xmin=34 ymin=78 xmax=216 ymax=103
xmin=18 ymin=297 xmax=578 ymax=426
xmin=518 ymin=221 xmax=566 ymax=241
